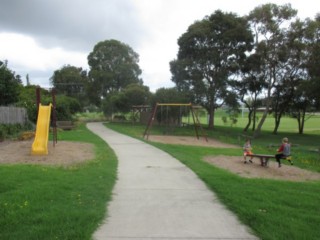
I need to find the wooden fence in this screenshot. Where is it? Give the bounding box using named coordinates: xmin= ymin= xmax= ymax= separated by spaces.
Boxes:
xmin=0 ymin=106 xmax=28 ymax=124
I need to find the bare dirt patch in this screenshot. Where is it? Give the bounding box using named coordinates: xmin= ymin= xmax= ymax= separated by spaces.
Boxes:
xmin=1 ymin=135 xmax=319 ymax=182
xmin=204 ymin=155 xmax=320 ymax=182
xmin=147 ymin=135 xmax=239 ymax=148
xmin=148 ymin=135 xmax=320 ymax=182
xmin=0 ymin=140 xmax=94 ymax=167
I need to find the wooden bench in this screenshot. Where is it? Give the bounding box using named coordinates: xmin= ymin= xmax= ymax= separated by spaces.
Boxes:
xmin=248 ymin=154 xmax=292 ymax=167
xmin=56 ymin=121 xmax=74 ymax=130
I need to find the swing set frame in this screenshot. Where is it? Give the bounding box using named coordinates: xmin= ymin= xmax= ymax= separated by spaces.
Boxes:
xmin=143 ymin=103 xmax=207 ymax=142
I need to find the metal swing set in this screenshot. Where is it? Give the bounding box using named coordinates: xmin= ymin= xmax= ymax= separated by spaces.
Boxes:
xmin=143 ymin=103 xmax=207 ymax=142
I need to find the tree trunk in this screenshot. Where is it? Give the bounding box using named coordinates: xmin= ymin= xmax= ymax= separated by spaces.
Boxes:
xmin=254 ymin=87 xmax=272 ymax=137
xmin=296 ymin=112 xmax=302 ymax=134
xmin=254 ymin=96 xmax=272 ymax=137
xmin=273 ymin=112 xmax=282 ymax=135
xmin=298 ymin=110 xmax=306 ymax=134
xmin=252 ymin=109 xmax=257 ymax=131
xmin=243 ymin=109 xmax=252 ymax=132
xmin=207 ymin=101 xmax=215 ymax=129
xmin=254 ymin=110 xmax=268 ymax=137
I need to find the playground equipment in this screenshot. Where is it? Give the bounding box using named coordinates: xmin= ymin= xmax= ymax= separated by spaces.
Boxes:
xmin=31 ymin=87 xmax=57 ymax=155
xmin=31 ymin=104 xmax=52 ymax=155
xmin=143 ymin=103 xmax=207 ymax=141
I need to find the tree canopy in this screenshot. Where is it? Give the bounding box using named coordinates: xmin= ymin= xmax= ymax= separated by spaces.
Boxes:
xmin=87 ymin=39 xmax=142 ymax=106
xmin=50 ymin=65 xmax=88 ymax=107
xmin=152 ymin=87 xmax=190 ymax=124
xmin=0 ymin=60 xmax=23 ymax=106
xmin=170 ymin=10 xmax=253 ymax=129
xmin=170 ymin=4 xmax=319 ymax=134
xmin=2 ymin=4 xmax=319 ymax=135
xmin=102 ymin=83 xmax=151 ymax=116
xmin=247 ymin=3 xmax=299 ymax=136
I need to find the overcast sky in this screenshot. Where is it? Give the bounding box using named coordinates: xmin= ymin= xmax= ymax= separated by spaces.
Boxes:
xmin=0 ymin=0 xmax=319 ymax=92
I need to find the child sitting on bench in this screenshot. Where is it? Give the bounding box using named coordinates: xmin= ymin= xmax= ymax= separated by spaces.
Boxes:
xmin=243 ymin=139 xmax=254 ymax=164
xmin=275 ymin=137 xmax=292 ymax=167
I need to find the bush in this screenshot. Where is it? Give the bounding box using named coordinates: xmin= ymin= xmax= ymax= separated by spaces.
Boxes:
xmin=0 ymin=125 xmax=6 ymax=141
xmin=113 ymin=115 xmax=126 ymax=122
xmin=0 ymin=123 xmax=33 ymax=140
xmin=16 ymin=85 xmax=51 ymax=123
xmin=55 ymin=95 xmax=81 ymax=121
xmin=230 ymin=117 xmax=238 ymax=127
xmin=222 ymin=116 xmax=228 ymax=124
xmin=74 ymin=112 xmax=106 ymax=122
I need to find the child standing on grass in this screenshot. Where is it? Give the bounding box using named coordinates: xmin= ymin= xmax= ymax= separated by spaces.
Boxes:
xmin=243 ymin=139 xmax=253 ymax=164
xmin=275 ymin=137 xmax=292 ymax=167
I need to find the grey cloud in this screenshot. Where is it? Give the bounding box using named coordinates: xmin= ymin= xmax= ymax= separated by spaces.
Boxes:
xmin=0 ymin=0 xmax=146 ymax=52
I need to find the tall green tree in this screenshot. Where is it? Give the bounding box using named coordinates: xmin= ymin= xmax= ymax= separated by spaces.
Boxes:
xmin=152 ymin=87 xmax=190 ymax=125
xmin=87 ymin=39 xmax=142 ymax=106
xmin=0 ymin=60 xmax=23 ymax=105
xmin=16 ymin=85 xmax=51 ymax=122
xmin=304 ymin=15 xmax=320 ymax=108
xmin=102 ymin=83 xmax=151 ymax=116
xmin=50 ymin=65 xmax=88 ymax=107
xmin=231 ymin=53 xmax=266 ymax=132
xmin=289 ymin=15 xmax=320 ymax=134
xmin=289 ymin=81 xmax=314 ymax=134
xmin=269 ymin=17 xmax=309 ymax=134
xmin=271 ymin=79 xmax=296 ymax=134
xmin=152 ymin=87 xmax=189 ymax=106
xmin=170 ymin=10 xmax=253 ymax=129
xmin=247 ymin=3 xmax=298 ymax=137
xmin=123 ymin=83 xmax=152 ymax=107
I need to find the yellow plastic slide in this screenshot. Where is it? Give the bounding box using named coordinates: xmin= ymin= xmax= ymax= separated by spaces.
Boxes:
xmin=31 ymin=104 xmax=52 ymax=155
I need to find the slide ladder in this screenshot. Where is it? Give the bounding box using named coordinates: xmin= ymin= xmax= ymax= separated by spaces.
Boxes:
xmin=31 ymin=104 xmax=52 ymax=155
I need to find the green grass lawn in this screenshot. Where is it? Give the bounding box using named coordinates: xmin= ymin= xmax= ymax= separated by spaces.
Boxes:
xmin=0 ymin=123 xmax=117 ymax=240
xmin=106 ymin=121 xmax=320 ymax=240
xmin=156 ymin=144 xmax=320 ymax=240
xmin=1 ymin=114 xmax=319 ymax=240
xmin=114 ymin=114 xmax=320 ymax=173
xmin=199 ymin=110 xmax=320 ymax=134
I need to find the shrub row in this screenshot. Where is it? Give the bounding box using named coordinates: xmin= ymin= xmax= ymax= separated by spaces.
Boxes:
xmin=0 ymin=123 xmax=33 ymax=141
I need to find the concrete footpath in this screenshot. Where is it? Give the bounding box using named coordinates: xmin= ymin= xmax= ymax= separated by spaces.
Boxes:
xmin=87 ymin=122 xmax=257 ymax=240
